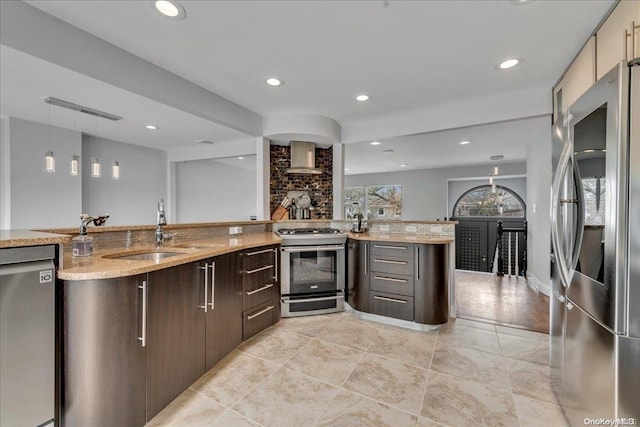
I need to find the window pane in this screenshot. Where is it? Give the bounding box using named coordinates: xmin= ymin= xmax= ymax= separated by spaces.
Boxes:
xmin=344 ymin=186 xmax=365 ymax=219
xmin=366 ymin=185 xmax=402 ymax=219
xmin=453 ymin=186 xmax=525 ymax=217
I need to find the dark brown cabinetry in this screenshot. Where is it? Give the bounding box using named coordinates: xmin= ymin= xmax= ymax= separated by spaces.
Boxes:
xmin=146 ymin=262 xmax=206 ymax=420
xmin=240 ymin=245 xmax=280 ymax=340
xmin=347 ymin=239 xmax=449 ymax=326
xmin=62 ymin=275 xmax=146 ymax=427
xmin=205 ymin=252 xmax=243 ymax=370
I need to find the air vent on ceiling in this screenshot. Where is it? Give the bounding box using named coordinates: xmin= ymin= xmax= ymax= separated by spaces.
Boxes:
xmin=44 ymin=97 xmax=122 ymax=121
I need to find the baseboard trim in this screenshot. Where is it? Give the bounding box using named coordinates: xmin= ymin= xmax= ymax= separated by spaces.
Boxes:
xmin=527 ymin=272 xmax=550 ymax=296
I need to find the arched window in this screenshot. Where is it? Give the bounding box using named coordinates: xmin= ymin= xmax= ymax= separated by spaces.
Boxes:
xmin=452 ymin=185 xmax=525 ymax=218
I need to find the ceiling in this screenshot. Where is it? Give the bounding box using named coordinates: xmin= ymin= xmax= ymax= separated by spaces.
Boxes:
xmin=1 ymin=0 xmax=615 ymax=172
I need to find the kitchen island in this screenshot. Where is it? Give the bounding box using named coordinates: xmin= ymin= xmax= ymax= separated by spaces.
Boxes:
xmin=346 ymin=232 xmax=455 ymax=329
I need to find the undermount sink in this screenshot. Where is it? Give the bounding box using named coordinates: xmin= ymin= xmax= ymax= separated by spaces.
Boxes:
xmin=107 ymin=251 xmax=183 ymax=262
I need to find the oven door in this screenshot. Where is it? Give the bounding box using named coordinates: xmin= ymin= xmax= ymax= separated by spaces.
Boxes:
xmin=280 ymin=245 xmax=345 ymax=295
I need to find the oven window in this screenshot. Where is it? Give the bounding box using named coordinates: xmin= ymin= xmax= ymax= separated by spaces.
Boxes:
xmin=290 ymin=250 xmax=337 ymax=293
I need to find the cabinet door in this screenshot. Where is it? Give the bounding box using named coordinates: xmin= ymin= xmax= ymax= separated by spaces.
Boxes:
xmin=414 ymin=244 xmax=449 ymax=325
xmin=346 ymin=239 xmax=370 ymax=312
xmin=596 ymin=0 xmax=640 ymax=80
xmin=147 ymin=263 xmax=205 ymax=420
xmin=554 ymin=36 xmax=596 ymax=122
xmin=62 ymin=275 xmax=146 ymax=427
xmin=206 ymin=253 xmax=243 ymax=370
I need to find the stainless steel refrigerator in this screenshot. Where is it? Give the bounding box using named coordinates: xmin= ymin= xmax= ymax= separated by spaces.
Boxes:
xmin=550 ymin=59 xmax=640 ymax=425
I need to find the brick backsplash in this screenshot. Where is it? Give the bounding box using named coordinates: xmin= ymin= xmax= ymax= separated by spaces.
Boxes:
xmin=270 ymin=145 xmax=333 ymax=219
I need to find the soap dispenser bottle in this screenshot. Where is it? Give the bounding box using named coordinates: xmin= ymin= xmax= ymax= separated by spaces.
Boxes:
xmin=72 ymin=216 xmax=94 ymax=257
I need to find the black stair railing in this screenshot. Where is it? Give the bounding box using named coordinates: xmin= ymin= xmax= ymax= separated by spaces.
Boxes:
xmin=495 ymin=220 xmax=527 ymax=277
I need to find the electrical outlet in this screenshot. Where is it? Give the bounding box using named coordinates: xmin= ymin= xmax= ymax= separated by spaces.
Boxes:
xmin=405 ymin=225 xmax=417 ymax=233
xmin=430 ymin=226 xmax=443 ymax=234
xmin=380 ymin=224 xmax=390 ymax=232
xmin=229 ymin=226 xmax=242 ymax=235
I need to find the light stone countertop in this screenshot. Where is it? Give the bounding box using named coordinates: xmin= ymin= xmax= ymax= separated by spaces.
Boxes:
xmin=0 ymin=229 xmax=72 ymax=248
xmin=58 ymin=233 xmax=281 ymax=281
xmin=347 ymin=232 xmax=454 ymax=244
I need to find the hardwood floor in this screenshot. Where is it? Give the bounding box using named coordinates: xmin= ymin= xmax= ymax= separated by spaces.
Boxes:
xmin=455 ymin=270 xmax=549 ymax=334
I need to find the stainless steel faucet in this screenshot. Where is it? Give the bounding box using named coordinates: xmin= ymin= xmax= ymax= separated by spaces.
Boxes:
xmin=155 ymin=199 xmax=172 ymax=245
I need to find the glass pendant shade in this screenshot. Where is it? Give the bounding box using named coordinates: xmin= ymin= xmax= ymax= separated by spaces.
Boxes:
xmin=493 ymin=165 xmax=499 ymax=175
xmin=111 ymin=161 xmax=120 ymax=179
xmin=91 ymin=157 xmax=101 ymax=178
xmin=45 ymin=150 xmax=55 ymax=173
xmin=489 ymin=175 xmax=494 ymax=185
xmin=70 ymin=154 xmax=80 ymax=176
xmin=491 ymin=183 xmax=497 ymax=194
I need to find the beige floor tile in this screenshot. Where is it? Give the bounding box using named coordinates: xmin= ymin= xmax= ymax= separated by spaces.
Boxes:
xmin=368 ymin=328 xmax=437 ymax=370
xmin=343 ymin=353 xmax=429 ymax=415
xmin=272 ymin=314 xmax=337 ymax=337
xmin=430 ymin=341 xmax=510 ymax=390
xmin=421 ymin=372 xmax=518 ymax=427
xmin=318 ymin=319 xmax=379 ymax=351
xmin=232 ymin=367 xmax=338 ymax=427
xmin=209 ymin=409 xmax=261 ymax=427
xmin=285 ymin=338 xmax=363 ymax=385
xmin=237 ymin=327 xmax=310 ymax=364
xmin=449 ymin=317 xmax=497 ymax=332
xmin=495 ymin=324 xmax=549 ymax=341
xmin=498 ymin=333 xmax=549 ymax=365
xmin=437 ymin=323 xmax=502 ymax=355
xmin=416 ymin=416 xmax=449 ymax=427
xmin=506 ymin=358 xmax=559 ymax=405
xmin=190 ymin=350 xmax=279 ymax=406
xmin=146 ymin=388 xmax=226 ymax=427
xmin=315 ymin=389 xmax=417 ymax=427
xmin=513 ymin=394 xmax=569 ymax=427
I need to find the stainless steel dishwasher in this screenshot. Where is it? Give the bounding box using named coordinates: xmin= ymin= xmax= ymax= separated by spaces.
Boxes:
xmin=0 ymin=245 xmax=56 ymax=427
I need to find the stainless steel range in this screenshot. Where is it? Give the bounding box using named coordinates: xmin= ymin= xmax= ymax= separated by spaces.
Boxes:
xmin=276 ymin=228 xmax=347 ymax=317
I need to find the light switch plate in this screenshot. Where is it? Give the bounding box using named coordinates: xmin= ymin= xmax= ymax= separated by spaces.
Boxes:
xmin=380 ymin=224 xmax=390 ymax=232
xmin=229 ymin=226 xmax=242 ymax=235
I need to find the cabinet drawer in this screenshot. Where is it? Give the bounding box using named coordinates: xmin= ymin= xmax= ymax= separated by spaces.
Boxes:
xmin=370 ymin=254 xmax=414 ymax=276
xmin=242 ymin=246 xmax=276 ymax=269
xmin=243 ymin=281 xmax=276 ymax=310
xmin=370 ymin=242 xmax=413 ymax=257
xmin=243 ymin=264 xmax=276 ymax=287
xmin=370 ymin=272 xmax=414 ymax=297
xmin=369 ymin=291 xmax=414 ymax=322
xmin=243 ymin=302 xmax=277 ymax=340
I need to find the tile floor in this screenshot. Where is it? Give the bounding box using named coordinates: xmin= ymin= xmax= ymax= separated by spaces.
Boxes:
xmin=146 ymin=313 xmax=569 ymax=427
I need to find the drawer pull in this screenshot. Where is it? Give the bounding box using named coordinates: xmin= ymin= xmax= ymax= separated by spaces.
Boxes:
xmin=374 ymin=295 xmax=408 ymax=304
xmin=247 ymin=305 xmax=274 ymax=320
xmin=246 ymin=283 xmax=274 ymax=296
xmin=246 ymin=264 xmax=273 ymax=274
xmin=373 ymin=245 xmax=408 ymax=250
xmin=246 ymin=248 xmax=274 ymax=256
xmin=281 ymin=294 xmax=344 ymax=304
xmin=374 ymin=275 xmax=408 ymax=283
xmin=374 ymin=259 xmax=407 ymax=265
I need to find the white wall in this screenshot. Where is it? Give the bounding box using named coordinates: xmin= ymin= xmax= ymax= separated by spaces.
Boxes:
xmin=526 ymin=125 xmax=553 ymax=294
xmin=7 ymin=117 xmax=82 ymax=228
xmin=82 ymin=135 xmax=167 ymax=226
xmin=448 ymin=177 xmax=527 ymax=216
xmin=345 ymin=162 xmax=526 ymax=220
xmin=175 ymin=158 xmax=256 ymax=222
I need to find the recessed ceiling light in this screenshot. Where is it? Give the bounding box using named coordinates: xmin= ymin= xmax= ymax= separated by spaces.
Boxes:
xmin=383 ymin=149 xmax=394 ymax=153
xmin=195 ymin=139 xmax=215 ymax=144
xmin=460 ymin=140 xmax=471 ymax=145
xmin=344 ymin=168 xmax=350 ymax=171
xmin=238 ymin=156 xmax=245 ymax=160
xmin=152 ymin=0 xmax=186 ymax=19
xmin=400 ymin=163 xmax=408 ymax=167
xmin=370 ymin=141 xmax=381 ymax=146
xmin=499 ymin=58 xmax=520 ymax=69
xmin=146 ymin=125 xmax=158 ymax=130
xmin=356 ymin=94 xmax=370 ymax=102
xmin=265 ymin=77 xmax=283 ymax=87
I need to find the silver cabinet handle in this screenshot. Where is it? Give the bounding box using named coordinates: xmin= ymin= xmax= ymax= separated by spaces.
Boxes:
xmin=282 ymin=245 xmax=345 ymax=252
xmin=199 ymin=263 xmax=208 ymax=312
xmin=209 ymin=262 xmax=215 ymax=309
xmin=374 ymin=259 xmax=407 ymax=265
xmin=273 ymin=247 xmax=278 ymax=280
xmin=374 ymin=275 xmax=407 ymax=283
xmin=415 ymin=246 xmax=420 ymax=280
xmin=365 ymin=243 xmax=369 ymax=275
xmin=138 ymin=280 xmax=147 ymax=347
xmin=373 ymin=295 xmax=407 ymax=304
xmin=373 ymin=245 xmax=408 ymax=250
xmin=281 ymin=294 xmax=344 ymax=304
xmin=246 ymin=264 xmax=273 ymax=275
xmin=246 ymin=283 xmax=274 ymax=296
xmin=246 ymin=248 xmax=273 ymax=256
xmin=247 ymin=305 xmax=274 ymax=320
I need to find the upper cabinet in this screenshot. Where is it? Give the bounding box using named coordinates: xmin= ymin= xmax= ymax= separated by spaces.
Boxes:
xmin=596 ymin=0 xmax=640 ymax=80
xmin=554 ymin=37 xmax=597 ymax=122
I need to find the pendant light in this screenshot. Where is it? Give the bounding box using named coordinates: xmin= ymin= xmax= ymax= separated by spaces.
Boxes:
xmin=111 ymin=117 xmax=120 ymax=179
xmin=493 ymin=165 xmax=499 ymax=175
xmin=91 ymin=115 xmax=101 ymax=178
xmin=70 ymin=109 xmax=80 ymax=176
xmin=45 ymin=103 xmax=55 ymax=173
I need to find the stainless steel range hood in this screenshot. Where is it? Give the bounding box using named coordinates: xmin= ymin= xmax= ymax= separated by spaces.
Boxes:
xmin=286 ymin=141 xmax=322 ymax=174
